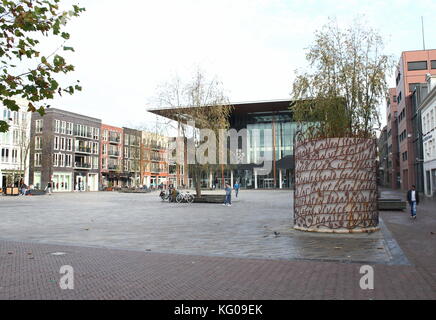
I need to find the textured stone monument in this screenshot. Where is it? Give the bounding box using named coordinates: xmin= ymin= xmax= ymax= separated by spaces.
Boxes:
xmin=294 ymin=137 xmax=379 ymax=233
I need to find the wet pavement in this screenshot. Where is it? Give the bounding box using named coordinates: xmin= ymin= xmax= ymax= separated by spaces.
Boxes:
xmin=0 ymin=190 xmax=407 ymax=265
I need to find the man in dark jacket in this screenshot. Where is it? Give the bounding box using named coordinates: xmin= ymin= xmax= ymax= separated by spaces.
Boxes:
xmin=407 ymin=185 xmax=420 ymax=219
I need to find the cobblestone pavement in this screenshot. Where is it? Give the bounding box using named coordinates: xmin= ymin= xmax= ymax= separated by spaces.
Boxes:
xmin=0 ymin=190 xmax=405 ymax=264
xmin=0 ymin=189 xmax=435 ymax=299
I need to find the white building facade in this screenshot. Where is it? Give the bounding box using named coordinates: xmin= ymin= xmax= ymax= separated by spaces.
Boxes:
xmin=0 ymin=99 xmax=31 ymax=190
xmin=421 ymin=75 xmax=436 ymax=197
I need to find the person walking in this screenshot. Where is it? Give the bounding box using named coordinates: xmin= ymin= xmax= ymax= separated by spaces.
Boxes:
xmin=45 ymin=181 xmax=53 ymax=195
xmin=234 ymin=181 xmax=240 ymax=198
xmin=407 ymin=185 xmax=420 ymax=219
xmin=223 ymin=183 xmax=232 ymax=207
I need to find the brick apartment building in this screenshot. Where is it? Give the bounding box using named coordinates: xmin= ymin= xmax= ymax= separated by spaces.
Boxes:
xmin=386 ymin=88 xmax=400 ymax=189
xmin=101 ymin=124 xmax=124 ymax=188
xmin=29 ymin=108 xmax=102 ymax=192
xmin=394 ymin=49 xmax=436 ymax=191
xmin=123 ymin=127 xmax=142 ymax=187
xmin=141 ymin=131 xmax=171 ymax=188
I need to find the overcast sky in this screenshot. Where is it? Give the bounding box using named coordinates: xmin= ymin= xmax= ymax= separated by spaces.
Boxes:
xmin=48 ymin=0 xmax=436 ymax=129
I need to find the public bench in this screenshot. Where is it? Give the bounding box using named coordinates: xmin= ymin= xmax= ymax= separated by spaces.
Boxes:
xmin=378 ymin=198 xmax=407 ymax=211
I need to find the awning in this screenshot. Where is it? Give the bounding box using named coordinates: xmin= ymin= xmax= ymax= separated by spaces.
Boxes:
xmin=276 ymin=155 xmax=295 ymax=170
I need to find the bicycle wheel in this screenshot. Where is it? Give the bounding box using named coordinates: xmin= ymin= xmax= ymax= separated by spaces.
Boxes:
xmin=176 ymin=194 xmax=183 ymax=203
xmin=187 ymin=194 xmax=194 ymax=204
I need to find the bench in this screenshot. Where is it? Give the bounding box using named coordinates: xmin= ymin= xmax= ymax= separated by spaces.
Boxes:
xmin=378 ymin=198 xmax=407 ymax=211
xmin=194 ymin=194 xmax=226 ymax=203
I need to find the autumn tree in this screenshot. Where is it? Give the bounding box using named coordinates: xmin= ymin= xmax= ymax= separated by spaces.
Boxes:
xmin=154 ymin=69 xmax=233 ymax=197
xmin=291 ymin=18 xmax=394 ymax=140
xmin=0 ymin=0 xmax=85 ymax=133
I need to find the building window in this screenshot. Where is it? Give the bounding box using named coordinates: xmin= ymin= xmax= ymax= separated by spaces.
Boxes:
xmin=407 ymin=61 xmax=428 ymax=71
xmin=103 ymin=129 xmax=108 ymax=141
xmin=93 ymin=128 xmax=99 ymax=140
xmin=431 ymin=60 xmax=436 ymax=69
xmin=13 ymin=129 xmax=19 ymax=145
xmin=11 ymin=149 xmax=18 ymax=163
xmin=35 ymin=120 xmax=43 ymax=133
xmin=61 ymin=121 xmax=66 ymax=134
xmin=54 ymin=120 xmax=60 ymax=133
xmin=1 ymin=148 xmax=9 ymax=162
xmin=102 ymin=158 xmax=107 ymax=170
xmin=66 ymin=154 xmax=72 ymax=167
xmin=66 ymin=138 xmax=73 ymax=151
xmin=92 ymin=142 xmax=99 ymax=155
xmin=53 ymin=153 xmax=59 ymax=167
xmin=102 ymin=144 xmax=107 ymax=155
xmin=402 ymin=151 xmax=408 ymax=162
xmin=34 ymin=153 xmax=42 ymax=167
xmin=35 ymin=136 xmax=42 ymax=150
xmin=60 ymin=137 xmax=66 ymax=151
xmin=93 ymin=156 xmax=99 ymax=170
xmin=66 ymin=122 xmax=73 ymax=135
xmin=54 ymin=136 xmax=59 ymax=150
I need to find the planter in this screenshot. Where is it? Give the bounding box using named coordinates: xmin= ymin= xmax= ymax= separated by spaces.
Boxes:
xmin=294 ymin=137 xmax=379 ymax=233
xmin=6 ymin=188 xmax=20 ymax=196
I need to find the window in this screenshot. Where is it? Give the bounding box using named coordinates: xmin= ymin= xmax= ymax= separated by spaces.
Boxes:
xmin=66 ymin=154 xmax=72 ymax=167
xmin=393 ymin=95 xmax=397 ymax=103
xmin=402 ymin=151 xmax=408 ymax=162
xmin=102 ymin=144 xmax=107 ymax=155
xmin=397 ymin=91 xmax=402 ymax=104
xmin=60 ymin=137 xmax=66 ymax=151
xmin=124 ymin=146 xmax=129 ymax=158
xmin=53 ymin=153 xmax=59 ymax=167
xmin=13 ymin=130 xmax=19 ymax=145
xmin=66 ymin=138 xmax=73 ymax=151
xmin=66 ymin=122 xmax=73 ymax=135
xmin=13 ymin=112 xmax=19 ymax=125
xmin=93 ymin=157 xmax=99 ymax=169
xmin=61 ymin=121 xmax=66 ymax=134
xmin=35 ymin=136 xmax=42 ymax=150
xmin=11 ymin=149 xmax=18 ymax=163
xmin=92 ymin=142 xmax=99 ymax=155
xmin=60 ymin=154 xmax=65 ymax=167
xmin=124 ymin=134 xmax=129 ymax=146
xmin=54 ymin=120 xmax=60 ymax=133
xmin=34 ymin=153 xmax=42 ymax=167
xmin=102 ymin=158 xmax=107 ymax=170
xmin=93 ymin=128 xmax=99 ymax=140
xmin=103 ymin=130 xmax=108 ymax=141
xmin=1 ymin=148 xmax=9 ymax=162
xmin=35 ymin=120 xmax=43 ymax=133
xmin=407 ymin=61 xmax=427 ymax=71
xmin=431 ymin=60 xmax=436 ymax=69
xmin=54 ymin=136 xmax=59 ymax=150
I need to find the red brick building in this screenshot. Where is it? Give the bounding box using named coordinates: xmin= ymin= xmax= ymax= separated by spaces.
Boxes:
xmin=395 ymin=50 xmax=436 ymax=191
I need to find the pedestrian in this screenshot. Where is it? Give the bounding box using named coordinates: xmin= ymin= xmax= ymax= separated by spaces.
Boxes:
xmin=45 ymin=181 xmax=53 ymax=195
xmin=407 ymin=185 xmax=420 ymax=219
xmin=234 ymin=181 xmax=240 ymax=198
xmin=223 ymin=183 xmax=232 ymax=207
xmin=20 ymin=183 xmax=28 ymax=196
xmin=214 ymin=177 xmax=218 ymax=190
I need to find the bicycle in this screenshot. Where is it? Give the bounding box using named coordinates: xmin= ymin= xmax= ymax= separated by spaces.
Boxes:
xmin=176 ymin=191 xmax=194 ymax=204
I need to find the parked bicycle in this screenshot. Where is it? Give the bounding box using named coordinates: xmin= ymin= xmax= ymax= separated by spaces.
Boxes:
xmin=176 ymin=191 xmax=194 ymax=204
xmin=159 ymin=190 xmax=170 ymax=201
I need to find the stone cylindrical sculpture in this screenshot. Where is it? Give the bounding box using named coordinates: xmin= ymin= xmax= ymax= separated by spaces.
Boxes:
xmin=294 ymin=137 xmax=379 ymax=233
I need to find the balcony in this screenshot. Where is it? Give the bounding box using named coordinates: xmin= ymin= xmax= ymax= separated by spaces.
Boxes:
xmin=75 ymin=162 xmax=92 ymax=170
xmin=109 ymin=150 xmax=120 ymax=157
xmin=75 ymin=146 xmax=92 ymax=154
xmin=108 ymin=165 xmax=121 ymax=171
xmin=74 ymin=131 xmax=93 ymax=139
xmin=109 ymin=135 xmax=121 ymax=144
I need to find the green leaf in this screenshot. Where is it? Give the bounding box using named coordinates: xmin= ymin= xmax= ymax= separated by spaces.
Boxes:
xmin=63 ymin=46 xmax=74 ymax=52
xmin=3 ymin=99 xmax=20 ymax=111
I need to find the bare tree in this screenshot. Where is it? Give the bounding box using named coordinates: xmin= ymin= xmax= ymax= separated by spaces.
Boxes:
xmin=154 ymin=69 xmax=233 ymax=196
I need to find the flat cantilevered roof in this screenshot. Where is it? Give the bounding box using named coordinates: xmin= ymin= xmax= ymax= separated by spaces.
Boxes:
xmin=148 ymin=99 xmax=293 ymax=121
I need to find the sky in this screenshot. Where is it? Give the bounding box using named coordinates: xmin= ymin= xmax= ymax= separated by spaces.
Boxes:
xmin=46 ymin=0 xmax=436 ymax=130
